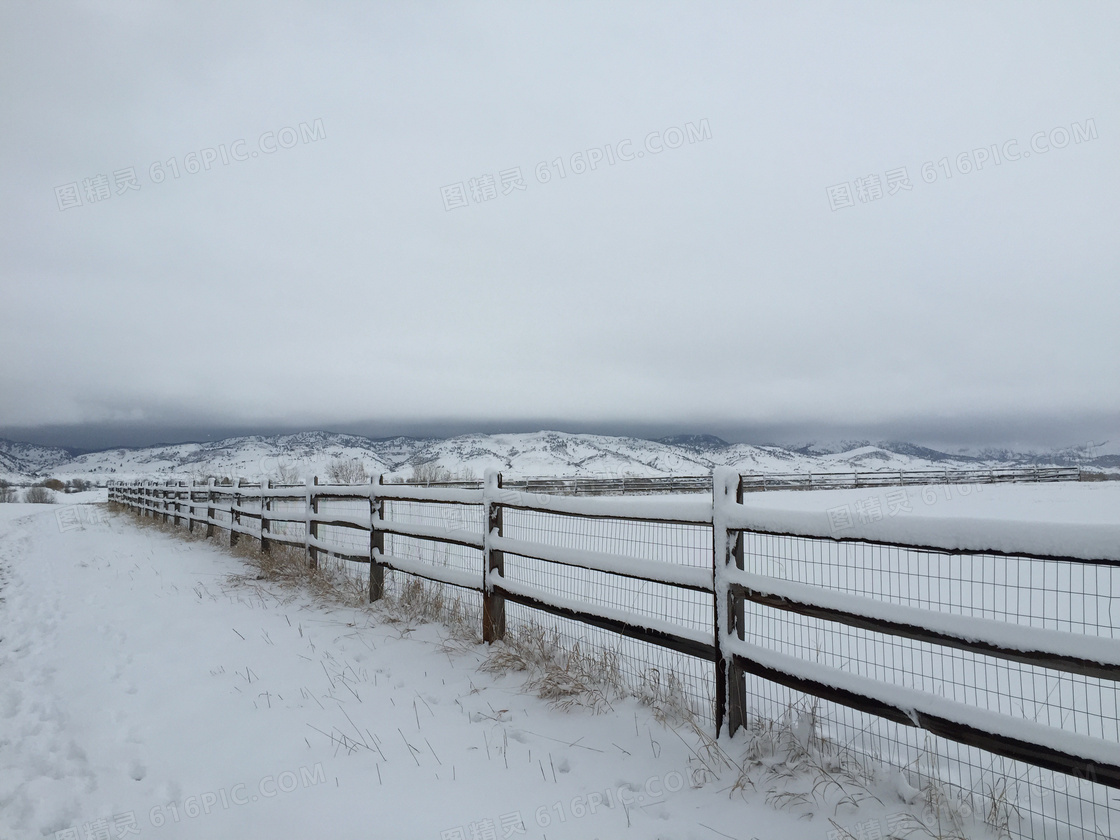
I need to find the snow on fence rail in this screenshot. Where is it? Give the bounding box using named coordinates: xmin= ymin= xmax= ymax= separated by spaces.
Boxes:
xmin=108 ymin=469 xmax=1120 ymax=839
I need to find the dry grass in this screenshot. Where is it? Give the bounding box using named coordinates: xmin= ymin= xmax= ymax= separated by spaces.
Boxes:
xmin=480 ymin=622 xmax=620 ymax=714
xmin=375 ymin=575 xmax=481 ymax=643
xmin=726 ymin=698 xmax=1019 ymax=839
xmin=729 ymin=697 xmax=884 ymax=818
xmin=109 ymin=503 xmax=365 ymax=606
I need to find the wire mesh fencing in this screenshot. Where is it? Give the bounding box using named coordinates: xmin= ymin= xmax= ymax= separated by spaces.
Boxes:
xmin=722 ymin=514 xmax=1120 ymax=839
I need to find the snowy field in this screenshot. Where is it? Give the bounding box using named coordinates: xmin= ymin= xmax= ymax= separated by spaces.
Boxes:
xmin=0 ymin=497 xmax=983 ymax=840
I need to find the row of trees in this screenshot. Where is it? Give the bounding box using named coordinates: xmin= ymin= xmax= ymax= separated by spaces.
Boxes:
xmin=0 ymin=478 xmax=94 ymax=503
xmin=189 ymin=458 xmax=479 ymax=487
xmin=319 ymin=458 xmax=476 ymax=486
xmin=259 ymin=458 xmax=477 ymax=486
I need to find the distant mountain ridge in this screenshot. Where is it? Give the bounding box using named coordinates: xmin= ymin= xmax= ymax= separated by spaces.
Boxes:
xmin=0 ymin=439 xmax=78 ymax=475
xmin=1 ymin=431 xmax=1116 ymax=483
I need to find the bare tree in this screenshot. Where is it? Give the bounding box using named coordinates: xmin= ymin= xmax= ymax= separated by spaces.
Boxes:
xmin=326 ymin=457 xmax=369 ymax=485
xmin=0 ymin=480 xmax=17 ymax=503
xmin=410 ymin=462 xmax=452 ymax=485
xmin=25 ymin=485 xmax=54 ymax=504
xmin=274 ymin=463 xmax=302 ymax=484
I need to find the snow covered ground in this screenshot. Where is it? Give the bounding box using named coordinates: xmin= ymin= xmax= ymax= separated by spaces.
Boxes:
xmin=0 ymin=498 xmax=994 ymax=840
xmin=740 ymin=480 xmax=1120 ymax=527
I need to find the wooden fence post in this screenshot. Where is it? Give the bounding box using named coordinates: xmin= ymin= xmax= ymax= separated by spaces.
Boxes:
xmin=728 ymin=473 xmax=747 ymax=735
xmin=483 ymin=470 xmax=506 ymax=643
xmin=369 ymin=475 xmax=385 ymax=602
xmin=229 ymin=477 xmax=241 ymax=547
xmin=187 ymin=480 xmax=195 ymax=533
xmin=205 ymin=479 xmax=216 ymax=538
xmin=713 ymin=467 xmax=747 ymax=737
xmin=260 ymin=478 xmax=271 ymax=554
xmin=307 ymin=476 xmax=319 ymax=569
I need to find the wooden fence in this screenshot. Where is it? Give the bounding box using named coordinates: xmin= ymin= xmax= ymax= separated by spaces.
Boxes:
xmin=739 ymin=464 xmax=1081 ymax=491
xmin=398 ymin=464 xmax=1081 ymax=496
xmin=108 ymin=469 xmax=1119 ymax=837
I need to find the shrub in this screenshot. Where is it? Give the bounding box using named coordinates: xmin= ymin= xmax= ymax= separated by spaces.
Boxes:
xmin=0 ymin=480 xmax=17 ymax=503
xmin=24 ymin=485 xmax=54 ymax=504
xmin=274 ymin=463 xmax=302 ymax=484
xmin=408 ymin=463 xmax=477 ymax=484
xmin=410 ymin=462 xmax=452 ymax=484
xmin=326 ymin=457 xmax=368 ymax=485
xmin=39 ymin=478 xmax=66 ymax=491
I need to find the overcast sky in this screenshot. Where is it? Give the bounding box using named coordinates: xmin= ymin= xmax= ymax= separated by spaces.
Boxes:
xmin=2 ymin=1 xmax=1117 ymax=450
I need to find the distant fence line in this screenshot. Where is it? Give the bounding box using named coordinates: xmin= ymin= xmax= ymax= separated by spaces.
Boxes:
xmin=108 ymin=469 xmax=1118 ymax=839
xmin=738 ymin=464 xmax=1080 ymax=491
xmin=405 ymin=464 xmax=1081 ymax=496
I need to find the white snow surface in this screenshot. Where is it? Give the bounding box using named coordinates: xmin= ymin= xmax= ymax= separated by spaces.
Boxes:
xmin=0 ymin=501 xmax=966 ymax=839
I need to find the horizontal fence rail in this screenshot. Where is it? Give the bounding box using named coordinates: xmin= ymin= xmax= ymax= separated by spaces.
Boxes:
xmin=108 ymin=467 xmax=1119 ymax=839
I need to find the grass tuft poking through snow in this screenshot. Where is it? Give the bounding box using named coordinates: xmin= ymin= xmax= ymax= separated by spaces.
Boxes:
xmin=480 ymin=625 xmax=620 ymax=715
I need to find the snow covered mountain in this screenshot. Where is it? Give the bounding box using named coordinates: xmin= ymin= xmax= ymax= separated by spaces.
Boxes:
xmin=0 ymin=438 xmax=77 ymax=478
xmin=3 ymin=430 xmax=1115 ymax=484
xmin=36 ymin=432 xmax=418 ymax=484
xmin=949 ymin=440 xmax=1120 ymax=470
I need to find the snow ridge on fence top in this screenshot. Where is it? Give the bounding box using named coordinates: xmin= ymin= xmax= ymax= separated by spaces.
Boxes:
xmin=712 ymin=468 xmax=1120 ymax=562
xmin=490 ymin=535 xmax=713 ymax=591
xmin=729 ymin=506 xmax=1120 ymax=563
xmin=730 ymin=568 xmax=1120 ymax=668
xmin=490 ymin=486 xmax=713 ymax=523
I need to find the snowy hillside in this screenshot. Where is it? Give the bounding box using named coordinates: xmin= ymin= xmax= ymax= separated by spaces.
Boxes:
xmin=0 ymin=438 xmax=75 ymax=478
xmin=3 ymin=429 xmax=1115 ymax=485
xmin=951 ymin=439 xmax=1120 ymax=470
xmin=45 ymin=432 xmax=413 ymax=484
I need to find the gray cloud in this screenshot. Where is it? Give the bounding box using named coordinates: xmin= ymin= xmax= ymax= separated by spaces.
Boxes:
xmin=2 ymin=1 xmax=1117 ymax=448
